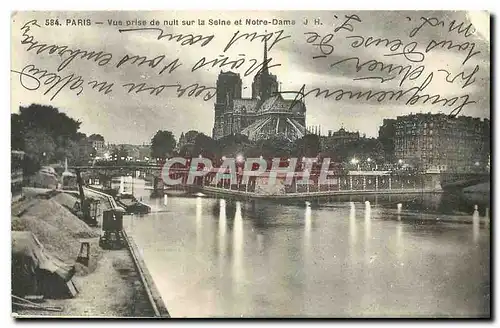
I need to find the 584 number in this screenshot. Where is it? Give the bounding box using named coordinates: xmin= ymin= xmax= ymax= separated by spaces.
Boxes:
xmin=45 ymin=19 xmax=61 ymax=26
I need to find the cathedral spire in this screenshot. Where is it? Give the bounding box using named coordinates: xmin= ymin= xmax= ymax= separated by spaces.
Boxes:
xmin=262 ymin=35 xmax=269 ymax=76
xmin=259 ymin=35 xmax=271 ymax=100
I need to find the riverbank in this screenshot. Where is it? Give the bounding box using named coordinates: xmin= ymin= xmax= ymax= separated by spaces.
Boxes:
xmin=193 ymin=185 xmax=443 ymax=201
xmin=464 ymin=182 xmax=490 ymax=194
xmin=84 ymin=187 xmax=170 ymax=317
xmin=11 ymin=188 xmax=162 ymax=318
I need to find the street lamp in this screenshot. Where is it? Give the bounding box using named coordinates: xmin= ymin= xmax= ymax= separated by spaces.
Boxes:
xmin=366 ymin=157 xmax=373 ymax=171
xmin=351 ymin=158 xmax=359 ymax=170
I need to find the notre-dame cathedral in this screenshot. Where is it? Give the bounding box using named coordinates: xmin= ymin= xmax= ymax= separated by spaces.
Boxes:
xmin=212 ymin=41 xmax=307 ymax=142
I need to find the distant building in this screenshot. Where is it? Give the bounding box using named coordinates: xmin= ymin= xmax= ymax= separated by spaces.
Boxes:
xmin=383 ymin=113 xmax=490 ymax=173
xmin=212 ymin=40 xmax=306 ymax=142
xmin=178 ymin=130 xmax=200 ymax=149
xmin=329 ymin=127 xmax=360 ymax=145
xmin=78 ymin=139 xmax=95 ymax=161
xmin=378 ymin=119 xmax=397 ymax=163
xmin=88 ymin=134 xmax=105 ymax=157
xmin=109 ymin=144 xmax=151 ymax=160
xmin=320 ymin=127 xmax=360 ymax=150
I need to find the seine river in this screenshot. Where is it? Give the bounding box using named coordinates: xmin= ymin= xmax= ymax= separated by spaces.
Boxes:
xmin=120 ymin=178 xmax=490 ymax=318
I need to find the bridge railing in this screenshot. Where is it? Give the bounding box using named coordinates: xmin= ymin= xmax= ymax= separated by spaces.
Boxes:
xmin=70 ymin=165 xmax=445 ymax=193
xmin=164 ymin=171 xmax=431 ymax=194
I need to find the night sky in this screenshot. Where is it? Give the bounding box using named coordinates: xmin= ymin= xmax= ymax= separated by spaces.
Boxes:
xmin=11 ymin=10 xmax=490 ymax=144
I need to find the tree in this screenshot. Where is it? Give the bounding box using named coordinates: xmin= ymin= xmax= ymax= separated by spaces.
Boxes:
xmin=88 ymin=134 xmax=105 ymax=142
xmin=333 ymin=138 xmax=385 ymax=166
xmin=18 ymin=104 xmax=82 ymax=141
xmin=57 ymin=133 xmax=94 ymax=165
xmin=182 ymin=130 xmax=200 ymax=144
xmin=255 ymin=136 xmax=294 ymax=158
xmin=11 ymin=114 xmax=24 ymax=151
xmin=151 ymin=130 xmax=176 ymax=160
xmin=23 ymin=128 xmax=57 ymax=165
xmin=178 ymin=144 xmax=196 ymax=157
xmin=12 ymin=104 xmax=86 ymax=168
xmin=193 ymin=133 xmax=219 ymax=160
xmin=218 ymin=133 xmax=252 ymax=157
xmin=294 ymin=134 xmax=321 ymax=158
xmin=111 ymin=145 xmax=128 ymax=162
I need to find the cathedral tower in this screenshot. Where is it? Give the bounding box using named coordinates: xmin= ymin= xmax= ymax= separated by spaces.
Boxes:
xmin=213 ymin=71 xmax=242 ymax=139
xmin=251 ymin=38 xmax=278 ymax=100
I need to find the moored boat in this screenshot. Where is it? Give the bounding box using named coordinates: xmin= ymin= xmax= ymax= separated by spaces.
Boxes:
xmin=116 ymin=192 xmax=151 ymax=214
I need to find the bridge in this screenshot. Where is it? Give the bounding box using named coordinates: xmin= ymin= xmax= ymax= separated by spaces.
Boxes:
xmin=69 ymin=164 xmax=439 ymax=193
xmin=68 ymin=163 xmax=489 ymax=196
xmin=69 ymin=164 xmax=163 ymax=183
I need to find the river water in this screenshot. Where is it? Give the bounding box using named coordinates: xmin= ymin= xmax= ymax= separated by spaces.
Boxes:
xmin=120 ymin=178 xmax=490 ymax=318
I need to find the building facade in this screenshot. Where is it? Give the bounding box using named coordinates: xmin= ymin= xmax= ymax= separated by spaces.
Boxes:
xmin=378 ymin=119 xmax=396 ymax=163
xmin=212 ymin=42 xmax=307 ymax=142
xmin=382 ymin=113 xmax=490 ymax=173
xmin=88 ymin=135 xmax=106 ymax=157
xmin=327 ymin=127 xmax=360 ymax=145
xmin=320 ymin=127 xmax=360 ymax=151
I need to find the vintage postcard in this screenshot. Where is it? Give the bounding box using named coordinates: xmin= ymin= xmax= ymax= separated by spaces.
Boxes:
xmin=11 ymin=10 xmax=490 ymax=318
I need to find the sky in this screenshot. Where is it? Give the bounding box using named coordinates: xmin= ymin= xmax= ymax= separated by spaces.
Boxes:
xmin=11 ymin=10 xmax=490 ymax=144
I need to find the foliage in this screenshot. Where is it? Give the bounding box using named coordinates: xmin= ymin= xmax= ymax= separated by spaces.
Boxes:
xmin=180 ymin=130 xmax=200 ymax=145
xmin=11 ymin=114 xmax=25 ymax=151
xmin=111 ymin=145 xmax=129 ymax=162
xmin=330 ymin=138 xmax=385 ymax=165
xmin=88 ymin=134 xmax=105 ymax=142
xmin=218 ymin=133 xmax=252 ymax=157
xmin=178 ymin=144 xmax=196 ymax=157
xmin=253 ymin=136 xmax=294 ymax=158
xmin=23 ymin=128 xmax=57 ymax=165
xmin=151 ymin=130 xmax=176 ymax=160
xmin=11 ymin=104 xmax=93 ymax=170
xmin=193 ymin=133 xmax=220 ymax=160
xmin=18 ymin=104 xmax=82 ymax=141
xmin=294 ymin=134 xmax=321 ymax=158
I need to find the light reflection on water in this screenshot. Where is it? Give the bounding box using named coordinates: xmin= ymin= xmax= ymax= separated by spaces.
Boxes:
xmin=218 ymin=199 xmax=226 ymax=277
xmin=123 ymin=180 xmax=490 ymax=318
xmin=196 ymin=196 xmax=202 ymax=251
xmin=304 ymin=202 xmax=311 ymax=254
xmin=232 ymin=201 xmax=244 ymax=294
xmin=473 ymin=209 xmax=480 ymax=243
